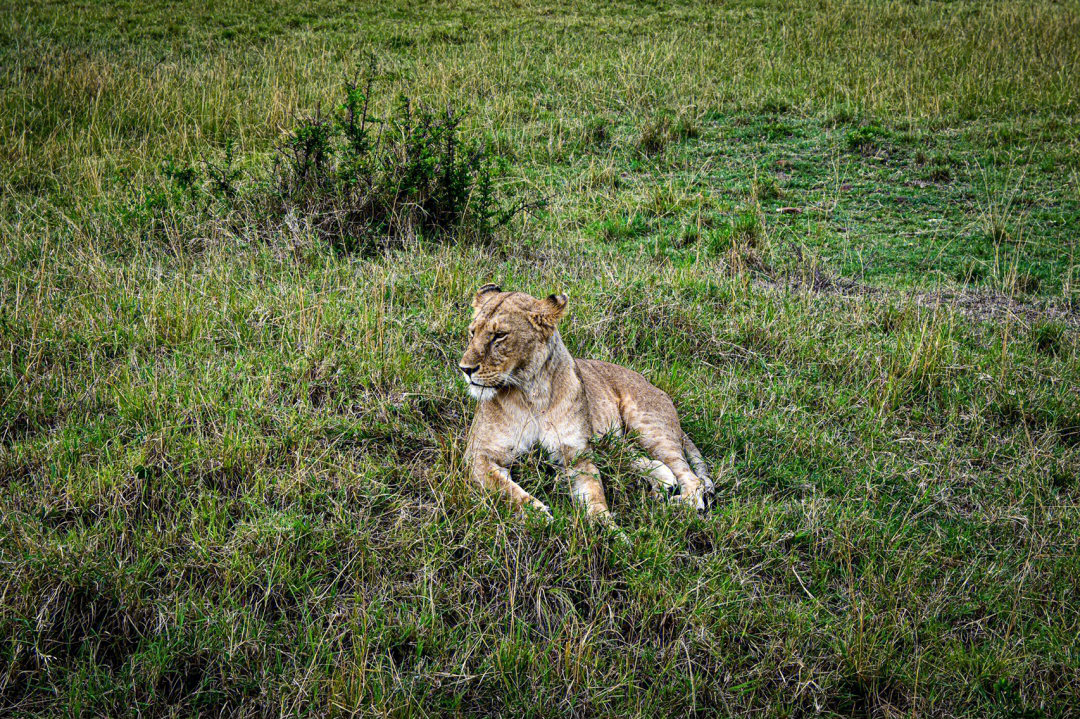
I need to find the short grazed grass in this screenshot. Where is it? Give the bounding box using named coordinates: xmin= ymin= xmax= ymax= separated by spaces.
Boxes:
xmin=2 ymin=1 xmax=1079 ymax=716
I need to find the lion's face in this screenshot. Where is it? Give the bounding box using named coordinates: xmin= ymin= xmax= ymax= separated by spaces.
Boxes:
xmin=459 ymin=285 xmax=568 ymax=401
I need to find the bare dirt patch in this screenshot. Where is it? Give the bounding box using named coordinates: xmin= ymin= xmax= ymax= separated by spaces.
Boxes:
xmin=761 ymin=269 xmax=1080 ymax=330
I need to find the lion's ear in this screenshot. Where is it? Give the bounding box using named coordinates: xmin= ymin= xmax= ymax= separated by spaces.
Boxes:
xmin=531 ymin=293 xmax=569 ymax=332
xmin=472 ymin=283 xmax=502 ymax=310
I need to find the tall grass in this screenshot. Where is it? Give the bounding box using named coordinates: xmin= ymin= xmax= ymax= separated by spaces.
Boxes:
xmin=3 ymin=1 xmax=1078 ymax=195
xmin=2 ymin=0 xmax=1079 ymax=716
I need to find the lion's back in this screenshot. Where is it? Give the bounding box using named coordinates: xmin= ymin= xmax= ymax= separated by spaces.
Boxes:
xmin=575 ymin=358 xmax=679 ymax=435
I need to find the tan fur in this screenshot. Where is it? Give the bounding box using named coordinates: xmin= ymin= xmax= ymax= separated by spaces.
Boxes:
xmin=460 ymin=286 xmax=715 ymax=523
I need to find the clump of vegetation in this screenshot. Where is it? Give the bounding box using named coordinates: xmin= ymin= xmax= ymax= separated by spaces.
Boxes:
xmin=758 ymin=98 xmax=791 ymax=115
xmin=845 ymin=123 xmax=890 ymax=153
xmin=916 ymin=151 xmax=957 ymax=183
xmin=731 ymin=209 xmax=762 ymax=245
xmin=750 ymin=174 xmax=781 ymax=202
xmin=593 ymin=213 xmax=648 ymax=242
xmin=925 ymin=163 xmax=953 ymax=183
xmin=580 ymin=116 xmax=610 ymax=149
xmin=166 ymin=74 xmax=532 ymax=252
xmin=702 ymin=209 xmax=769 ymax=274
xmin=988 ymin=220 xmax=1011 ymax=244
xmin=1014 ymin=270 xmax=1042 ymax=295
xmin=1032 ymin=320 xmax=1066 ymax=356
xmin=637 ymin=110 xmax=699 ymax=156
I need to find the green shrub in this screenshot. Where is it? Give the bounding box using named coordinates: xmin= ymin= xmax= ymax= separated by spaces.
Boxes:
xmin=168 ymin=73 xmax=533 ymax=252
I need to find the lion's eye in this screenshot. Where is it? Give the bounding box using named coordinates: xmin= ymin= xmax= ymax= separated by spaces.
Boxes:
xmin=492 ymin=331 xmax=508 ymax=342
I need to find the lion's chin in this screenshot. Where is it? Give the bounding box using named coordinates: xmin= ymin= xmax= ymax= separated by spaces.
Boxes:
xmin=468 ymin=383 xmax=498 ymax=402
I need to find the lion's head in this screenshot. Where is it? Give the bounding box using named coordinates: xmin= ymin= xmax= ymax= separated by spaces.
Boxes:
xmin=459 ymin=284 xmax=568 ymax=400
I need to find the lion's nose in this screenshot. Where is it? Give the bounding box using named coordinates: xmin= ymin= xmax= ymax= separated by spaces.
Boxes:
xmin=459 ymin=364 xmax=479 ymax=379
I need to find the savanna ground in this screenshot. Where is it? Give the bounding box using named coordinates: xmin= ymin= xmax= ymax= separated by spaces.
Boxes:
xmin=3 ymin=1 xmax=1080 ymax=716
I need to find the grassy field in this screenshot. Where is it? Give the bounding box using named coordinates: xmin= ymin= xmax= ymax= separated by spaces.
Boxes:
xmin=2 ymin=0 xmax=1080 ymax=716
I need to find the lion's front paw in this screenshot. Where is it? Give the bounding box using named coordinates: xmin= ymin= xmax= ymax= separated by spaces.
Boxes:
xmin=671 ymin=488 xmax=706 ymax=511
xmin=528 ymin=499 xmax=554 ymax=522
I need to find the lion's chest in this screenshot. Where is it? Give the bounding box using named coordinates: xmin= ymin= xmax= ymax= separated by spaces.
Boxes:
xmin=502 ymin=407 xmax=587 ymax=465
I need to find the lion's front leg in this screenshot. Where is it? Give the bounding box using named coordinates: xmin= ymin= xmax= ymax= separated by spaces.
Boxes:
xmin=564 ymin=454 xmax=612 ymax=522
xmin=470 ymin=452 xmax=552 ymax=520
xmin=564 ymin=453 xmax=628 ymax=541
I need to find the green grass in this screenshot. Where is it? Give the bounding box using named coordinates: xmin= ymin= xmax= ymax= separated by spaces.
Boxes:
xmin=2 ymin=0 xmax=1080 ymax=716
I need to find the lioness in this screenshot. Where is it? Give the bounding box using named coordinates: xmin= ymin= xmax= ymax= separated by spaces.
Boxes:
xmin=460 ymin=284 xmax=715 ymax=523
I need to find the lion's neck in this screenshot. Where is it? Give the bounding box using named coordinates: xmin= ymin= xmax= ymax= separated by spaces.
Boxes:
xmin=506 ymin=331 xmax=578 ymax=412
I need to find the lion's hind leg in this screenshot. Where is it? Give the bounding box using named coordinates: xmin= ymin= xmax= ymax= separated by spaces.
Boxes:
xmin=631 ymin=456 xmax=679 ymax=499
xmin=617 ymin=388 xmax=707 ymax=510
xmin=634 ymin=434 xmax=705 ymax=510
xmin=681 ymin=432 xmax=715 ymax=495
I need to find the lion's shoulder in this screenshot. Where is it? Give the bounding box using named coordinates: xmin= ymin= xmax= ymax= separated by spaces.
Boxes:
xmin=575 ymin=357 xmax=649 ymax=391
